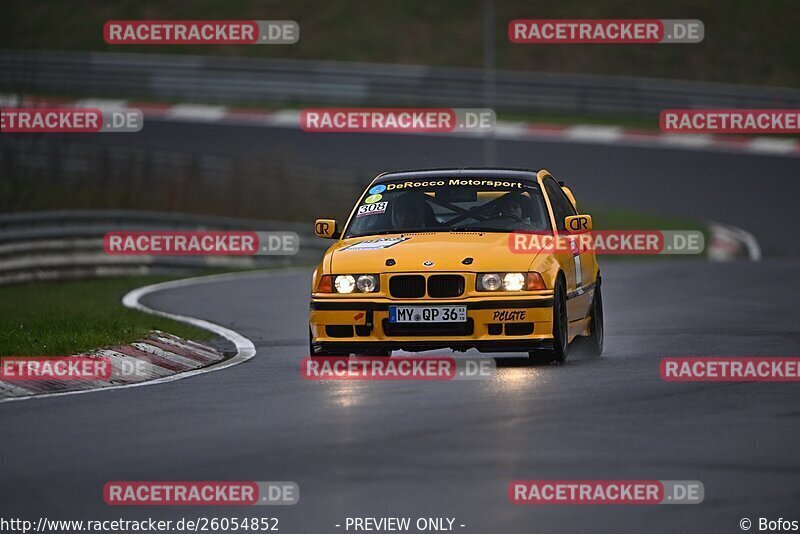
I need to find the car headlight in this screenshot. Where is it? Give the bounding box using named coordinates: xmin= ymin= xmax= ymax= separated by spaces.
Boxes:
xmin=479 ymin=273 xmax=503 ymax=291
xmin=477 ymin=272 xmax=546 ymax=291
xmin=334 ymin=275 xmax=356 ymax=294
xmin=322 ymin=274 xmax=380 ymax=293
xmin=503 ymin=272 xmax=526 ymax=291
xmin=356 ymin=274 xmax=378 ymax=293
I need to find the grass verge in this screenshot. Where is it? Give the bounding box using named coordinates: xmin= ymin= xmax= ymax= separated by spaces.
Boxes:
xmin=0 ymin=276 xmax=214 ymax=357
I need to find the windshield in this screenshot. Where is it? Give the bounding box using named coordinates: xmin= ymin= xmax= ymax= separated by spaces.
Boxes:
xmin=344 ymin=178 xmax=551 ymax=238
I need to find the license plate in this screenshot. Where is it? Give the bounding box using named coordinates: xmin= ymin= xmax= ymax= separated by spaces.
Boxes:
xmin=389 ymin=305 xmax=467 ymax=323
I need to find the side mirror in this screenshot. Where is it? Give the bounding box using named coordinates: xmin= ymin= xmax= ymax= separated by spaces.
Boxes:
xmin=565 ymin=214 xmax=592 ymax=234
xmin=314 ymin=219 xmax=340 ymax=239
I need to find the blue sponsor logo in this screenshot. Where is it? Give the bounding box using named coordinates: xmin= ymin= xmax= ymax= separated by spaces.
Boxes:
xmin=369 ymin=185 xmax=387 ymax=195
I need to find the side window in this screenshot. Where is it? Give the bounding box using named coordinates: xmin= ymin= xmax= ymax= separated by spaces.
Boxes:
xmin=543 ymin=178 xmax=577 ymax=231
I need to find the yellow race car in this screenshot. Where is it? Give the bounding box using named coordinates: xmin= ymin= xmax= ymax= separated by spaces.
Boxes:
xmin=309 ymin=168 xmax=602 ymax=364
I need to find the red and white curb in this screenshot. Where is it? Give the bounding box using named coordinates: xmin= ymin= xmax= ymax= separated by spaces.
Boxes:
xmin=0 ymin=331 xmax=222 ymax=399
xmin=3 ymin=94 xmax=799 ymax=157
xmin=0 ymin=271 xmax=260 ymax=404
xmin=707 ymin=222 xmax=762 ymax=262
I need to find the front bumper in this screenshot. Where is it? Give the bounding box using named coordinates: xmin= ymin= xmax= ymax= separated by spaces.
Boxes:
xmin=309 ymin=295 xmax=554 ymax=353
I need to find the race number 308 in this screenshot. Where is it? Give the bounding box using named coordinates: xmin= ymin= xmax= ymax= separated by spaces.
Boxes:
xmin=357 ymin=202 xmax=388 ymax=216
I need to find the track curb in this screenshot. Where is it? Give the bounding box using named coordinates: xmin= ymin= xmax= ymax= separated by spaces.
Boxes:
xmin=4 ymin=94 xmax=799 ymax=158
xmin=0 ymin=270 xmax=268 ymax=404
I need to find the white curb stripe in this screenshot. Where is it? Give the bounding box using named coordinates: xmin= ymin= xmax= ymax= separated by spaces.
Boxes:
xmin=74 ymin=99 xmax=130 ymax=112
xmin=153 ymin=335 xmax=219 ymax=360
xmin=566 ymin=125 xmax=624 ymax=143
xmin=131 ymin=342 xmax=204 ymax=369
xmin=0 ymin=94 xmax=21 ymax=106
xmin=658 ymin=134 xmax=714 ymax=147
xmin=167 ymin=104 xmax=228 ymax=121
xmin=97 ymin=350 xmax=173 ymax=382
xmin=265 ymin=109 xmax=302 ymax=126
xmin=491 ymin=122 xmax=530 ymax=137
xmin=748 ymin=137 xmax=799 ymax=154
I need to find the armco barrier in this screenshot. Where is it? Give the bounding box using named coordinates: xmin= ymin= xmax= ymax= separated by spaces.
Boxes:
xmin=2 ymin=49 xmax=799 ymax=118
xmin=0 ymin=210 xmax=754 ymax=285
xmin=0 ymin=210 xmax=325 ymax=284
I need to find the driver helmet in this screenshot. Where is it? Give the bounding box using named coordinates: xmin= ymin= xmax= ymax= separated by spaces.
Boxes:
xmin=391 ymin=192 xmax=428 ymax=228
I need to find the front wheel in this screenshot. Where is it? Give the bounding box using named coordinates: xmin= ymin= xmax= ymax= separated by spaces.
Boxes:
xmin=529 ymin=277 xmax=568 ymax=365
xmin=583 ymin=281 xmax=604 ymax=357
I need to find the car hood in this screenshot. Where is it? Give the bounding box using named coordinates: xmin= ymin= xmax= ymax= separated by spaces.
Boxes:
xmin=328 ymin=232 xmax=540 ymax=273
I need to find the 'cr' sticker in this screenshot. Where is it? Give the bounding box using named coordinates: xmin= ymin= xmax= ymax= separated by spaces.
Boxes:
xmin=356 ymin=201 xmax=388 ymax=217
xmin=343 ymin=237 xmax=410 ymax=251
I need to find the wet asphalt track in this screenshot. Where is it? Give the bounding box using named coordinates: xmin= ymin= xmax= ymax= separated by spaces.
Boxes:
xmin=2 ymin=260 xmax=800 ymax=534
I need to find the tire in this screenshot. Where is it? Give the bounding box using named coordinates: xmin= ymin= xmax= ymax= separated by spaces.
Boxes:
xmin=583 ymin=280 xmax=604 ymax=357
xmin=529 ymin=276 xmax=568 ymax=365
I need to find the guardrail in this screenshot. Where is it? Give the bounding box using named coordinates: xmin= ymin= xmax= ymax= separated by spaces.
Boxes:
xmin=0 ymin=210 xmax=324 ymax=284
xmin=2 ymin=49 xmax=800 ymax=118
xmin=0 ymin=210 xmax=758 ymax=285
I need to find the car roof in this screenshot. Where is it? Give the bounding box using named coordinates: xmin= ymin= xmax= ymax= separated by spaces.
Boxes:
xmin=372 ymin=167 xmax=542 ymax=184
